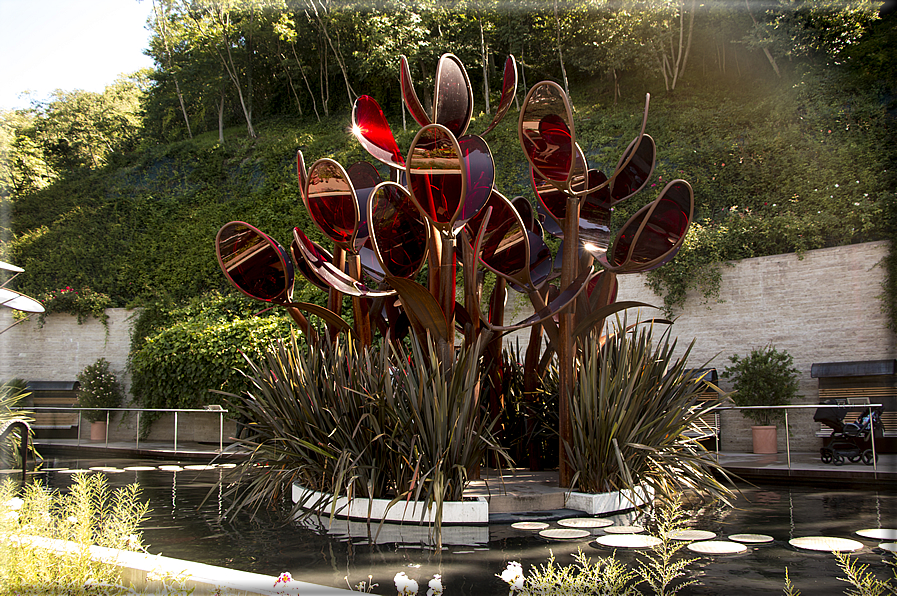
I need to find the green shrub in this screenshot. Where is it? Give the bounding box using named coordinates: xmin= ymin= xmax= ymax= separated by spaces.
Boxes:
xmin=722 ymin=344 xmax=800 ymax=427
xmin=34 ymin=287 xmax=110 ymax=328
xmin=76 ymin=358 xmax=124 ymax=423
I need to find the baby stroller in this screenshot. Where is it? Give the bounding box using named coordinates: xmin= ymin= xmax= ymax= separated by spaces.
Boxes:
xmin=814 ymin=402 xmax=883 ymax=465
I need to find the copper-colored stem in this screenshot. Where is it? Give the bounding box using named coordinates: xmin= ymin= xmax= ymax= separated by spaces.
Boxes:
xmin=348 ymin=253 xmax=372 ymax=347
xmin=327 ymin=247 xmax=346 ymax=342
xmin=558 ymin=196 xmax=580 ymax=488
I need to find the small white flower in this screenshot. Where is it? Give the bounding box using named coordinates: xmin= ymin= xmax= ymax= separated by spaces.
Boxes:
xmin=2 ymin=511 xmax=18 ymax=522
xmin=834 ymin=184 xmax=839 ymax=188
xmin=500 ymin=562 xmax=524 ymax=592
xmin=127 ymin=534 xmax=141 ymax=549
xmin=394 ymin=571 xmax=419 ymax=595
xmin=427 ymin=574 xmax=443 ymax=596
xmin=5 ymin=497 xmax=24 ymax=511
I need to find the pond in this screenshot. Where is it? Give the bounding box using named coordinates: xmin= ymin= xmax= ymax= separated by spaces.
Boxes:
xmin=14 ymin=456 xmax=897 ymax=595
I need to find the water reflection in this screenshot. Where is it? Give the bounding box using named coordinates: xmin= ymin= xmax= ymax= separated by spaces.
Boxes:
xmin=10 ymin=458 xmax=896 ymax=596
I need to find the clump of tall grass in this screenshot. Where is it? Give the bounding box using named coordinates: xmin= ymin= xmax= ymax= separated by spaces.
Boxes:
xmin=220 ymin=331 xmax=510 ymax=544
xmin=0 ymin=473 xmax=148 ymax=595
xmin=569 ymin=319 xmax=734 ymax=503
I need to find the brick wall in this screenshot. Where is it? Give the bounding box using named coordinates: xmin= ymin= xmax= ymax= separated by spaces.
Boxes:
xmin=2 ymin=241 xmax=894 ymax=452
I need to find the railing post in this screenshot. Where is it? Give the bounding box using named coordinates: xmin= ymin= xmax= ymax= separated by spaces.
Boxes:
xmin=785 ymin=410 xmax=791 ymax=469
xmin=219 ymin=411 xmax=223 ymax=453
xmin=105 ymin=410 xmax=110 ymax=448
xmin=174 ymin=411 xmax=178 ymax=452
xmin=77 ymin=410 xmax=82 ymax=447
xmin=136 ymin=411 xmax=141 ymax=450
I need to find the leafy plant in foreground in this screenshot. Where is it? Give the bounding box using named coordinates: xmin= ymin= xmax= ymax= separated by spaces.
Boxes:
xmin=0 ymin=473 xmax=148 ymax=595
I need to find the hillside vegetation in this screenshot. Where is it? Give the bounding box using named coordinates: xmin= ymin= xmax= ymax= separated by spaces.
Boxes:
xmin=1 ymin=1 xmax=894 ymax=319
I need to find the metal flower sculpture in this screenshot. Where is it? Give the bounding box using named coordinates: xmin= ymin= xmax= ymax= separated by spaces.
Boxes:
xmin=215 ymin=52 xmax=693 ymax=480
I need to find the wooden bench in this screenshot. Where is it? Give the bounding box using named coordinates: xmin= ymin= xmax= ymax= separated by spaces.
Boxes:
xmin=27 ymin=381 xmax=80 ymax=429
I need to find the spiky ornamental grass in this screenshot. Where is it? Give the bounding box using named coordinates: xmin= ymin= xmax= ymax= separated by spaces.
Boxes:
xmin=567 ymin=319 xmax=735 ymax=504
xmin=218 ymin=331 xmax=510 ymax=544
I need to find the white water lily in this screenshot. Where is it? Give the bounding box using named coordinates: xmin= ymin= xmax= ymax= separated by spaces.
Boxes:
xmin=427 ymin=574 xmax=443 ymax=596
xmin=499 ymin=561 xmax=524 ymax=593
xmin=394 ymin=571 xmax=419 ymax=595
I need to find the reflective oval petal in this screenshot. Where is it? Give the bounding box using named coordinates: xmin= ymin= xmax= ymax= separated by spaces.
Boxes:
xmin=519 ymin=81 xmax=575 ymax=184
xmin=352 ymin=95 xmax=405 ymax=168
xmin=368 ymin=182 xmax=430 ymax=279
xmin=400 ymin=55 xmax=431 ymax=128
xmin=292 ymin=228 xmax=394 ymax=297
xmin=347 ymin=161 xmax=382 ymax=251
xmin=406 ymin=124 xmax=465 ymax=232
xmin=216 ymin=222 xmax=294 ymax=303
xmin=456 ymin=134 xmax=494 ymax=229
xmin=609 ymin=134 xmax=656 ymax=204
xmin=304 ymin=159 xmax=359 ymax=251
xmin=433 ymin=53 xmax=473 ymax=137
xmin=600 ymin=180 xmax=693 ymax=273
xmin=481 ymin=55 xmax=518 ymax=136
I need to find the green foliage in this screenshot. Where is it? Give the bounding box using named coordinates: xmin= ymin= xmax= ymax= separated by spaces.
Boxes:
xmin=635 ymin=496 xmax=700 ymax=596
xmin=34 ymin=286 xmax=111 ymax=329
xmin=833 ymin=551 xmax=897 ymax=596
xmin=502 ymin=549 xmax=639 ymax=596
xmin=568 ymin=319 xmax=733 ymax=502
xmin=76 ymin=358 xmax=124 ymax=423
xmin=722 ymin=344 xmax=800 ymax=427
xmin=0 ymin=473 xmax=148 ymax=595
xmin=128 ymin=300 xmax=293 ymax=435
xmin=1 ymin=379 xmax=33 ymax=469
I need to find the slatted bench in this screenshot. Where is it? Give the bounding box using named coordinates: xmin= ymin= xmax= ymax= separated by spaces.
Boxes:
xmin=27 ymin=381 xmax=80 ymax=431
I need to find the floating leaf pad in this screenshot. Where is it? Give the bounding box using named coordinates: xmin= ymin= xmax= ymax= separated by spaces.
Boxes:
xmin=594 ymin=534 xmax=662 ymax=549
xmin=789 ymin=537 xmax=863 ymax=552
xmin=668 ymin=529 xmax=717 ymax=541
xmin=539 ymin=528 xmax=591 ymax=540
xmin=687 ymin=541 xmax=748 ymax=555
xmin=603 ymin=525 xmax=644 ymax=534
xmin=558 ymin=518 xmax=614 ymax=529
xmin=512 ymin=522 xmax=549 ymax=531
xmin=728 ymin=534 xmax=774 ymax=544
xmin=856 ymin=529 xmax=897 ymax=540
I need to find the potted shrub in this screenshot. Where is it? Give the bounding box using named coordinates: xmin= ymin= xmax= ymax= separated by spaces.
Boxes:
xmin=76 ymin=358 xmax=124 ymax=441
xmin=722 ymin=345 xmax=800 ymax=454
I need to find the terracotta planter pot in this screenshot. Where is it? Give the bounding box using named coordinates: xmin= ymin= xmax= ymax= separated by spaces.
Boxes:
xmin=751 ymin=425 xmax=777 ymax=454
xmin=90 ymin=421 xmax=108 ymax=442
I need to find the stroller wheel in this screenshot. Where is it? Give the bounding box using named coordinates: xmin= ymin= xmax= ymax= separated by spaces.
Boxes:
xmin=833 ymin=452 xmax=845 ymax=466
xmin=820 ymin=449 xmax=833 ymax=464
xmin=862 ymin=450 xmax=877 ymax=465
xmin=848 ymin=453 xmax=861 ymax=463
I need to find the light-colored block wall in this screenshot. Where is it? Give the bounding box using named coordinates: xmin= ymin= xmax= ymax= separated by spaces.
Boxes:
xmin=505 ymin=240 xmax=896 ymax=452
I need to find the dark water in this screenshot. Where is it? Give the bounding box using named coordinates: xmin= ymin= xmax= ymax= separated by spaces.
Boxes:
xmin=13 ymin=456 xmax=897 ymax=596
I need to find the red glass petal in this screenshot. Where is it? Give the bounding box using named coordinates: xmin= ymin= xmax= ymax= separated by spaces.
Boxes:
xmin=406 ymin=124 xmax=465 ymax=232
xmin=290 ymin=239 xmax=331 ymax=292
xmin=511 ymin=196 xmax=535 ymax=233
xmin=481 ymin=55 xmax=518 ymax=136
xmin=433 ymin=54 xmax=473 ymax=138
xmin=368 ymin=182 xmax=430 ymax=279
xmin=352 ymin=95 xmax=405 ymax=168
xmin=304 ymin=159 xmax=359 ymax=251
xmin=519 ymin=81 xmax=575 ymax=183
xmin=609 ymin=134 xmax=656 ymax=204
xmin=297 ymin=150 xmax=307 ymax=202
xmin=216 ymin=221 xmax=294 ymax=303
xmin=602 ymin=180 xmax=693 ymax=273
xmin=400 ymin=55 xmax=431 ymax=128
xmin=292 ymin=228 xmax=394 ymax=297
xmin=347 ymin=161 xmax=382 ymax=251
xmin=457 ymin=134 xmax=494 ymax=228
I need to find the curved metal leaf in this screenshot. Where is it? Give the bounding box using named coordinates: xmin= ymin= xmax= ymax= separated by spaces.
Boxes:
xmin=385 ymin=275 xmax=449 ymax=344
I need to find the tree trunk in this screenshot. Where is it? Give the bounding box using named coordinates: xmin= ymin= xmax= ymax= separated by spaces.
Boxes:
xmin=745 ymin=0 xmax=781 ymax=78
xmin=478 ymin=12 xmax=491 ymax=115
xmin=152 ymin=0 xmax=193 ymax=139
xmin=554 ymin=0 xmax=570 ymax=97
xmin=218 ymin=88 xmax=225 ymax=144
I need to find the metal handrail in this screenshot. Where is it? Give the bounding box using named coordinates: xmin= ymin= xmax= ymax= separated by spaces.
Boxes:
xmin=711 ymin=403 xmax=883 ymax=473
xmin=16 ymin=406 xmax=229 ymax=453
